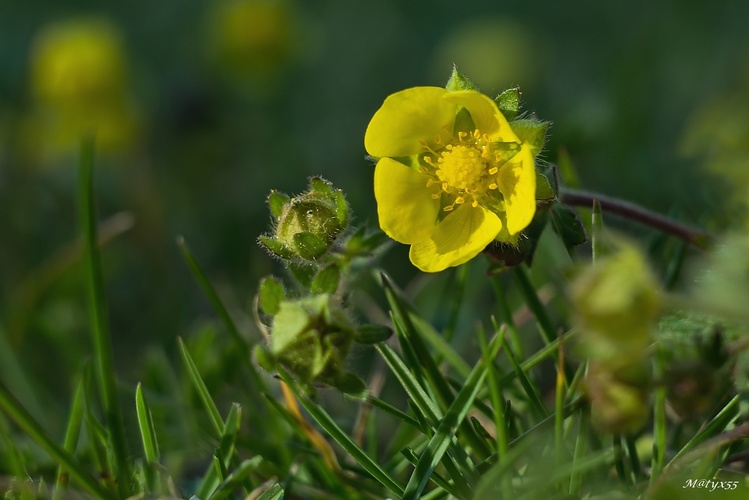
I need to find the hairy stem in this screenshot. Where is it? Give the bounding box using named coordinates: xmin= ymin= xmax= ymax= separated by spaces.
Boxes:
xmin=559 ymin=188 xmax=711 ymax=250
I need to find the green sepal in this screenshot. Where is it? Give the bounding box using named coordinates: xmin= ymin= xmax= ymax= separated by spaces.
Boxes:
xmin=311 ymin=264 xmax=340 ymax=295
xmin=254 ymin=345 xmax=276 ymax=372
xmin=292 ymin=232 xmax=329 ymax=260
xmin=453 ymin=107 xmax=475 ymax=136
xmin=331 ymin=372 xmax=369 ymax=400
xmin=267 ymin=190 xmax=290 ymax=219
xmin=334 ymin=189 xmax=349 ymax=227
xmin=550 ymin=205 xmax=588 ymax=249
xmin=258 ymin=235 xmax=294 ymax=259
xmin=258 ymin=276 xmax=285 ymax=315
xmin=509 ymin=118 xmax=550 ymax=157
xmin=445 ymin=65 xmax=478 ymax=92
xmin=353 ymin=323 xmax=393 ymax=344
xmin=535 ymin=172 xmax=556 ymax=205
xmin=288 ymin=262 xmax=316 ymax=288
xmin=272 ymin=301 xmax=315 ymax=354
xmin=309 ymin=177 xmax=335 ymax=201
xmin=485 ymin=210 xmax=550 ymax=273
xmin=344 ymin=227 xmax=389 ymax=256
xmin=495 ymin=87 xmax=521 ymax=121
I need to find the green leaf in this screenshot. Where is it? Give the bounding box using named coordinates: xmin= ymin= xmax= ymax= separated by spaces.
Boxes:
xmin=509 ymin=118 xmax=550 ymax=157
xmin=495 ymin=87 xmax=520 ymax=121
xmin=550 ymin=205 xmax=588 ymax=250
xmin=258 ymin=276 xmax=285 ymax=315
xmin=311 ymin=264 xmax=340 ymax=295
xmin=353 ymin=324 xmax=392 ymax=344
xmin=293 ymin=232 xmax=328 ymax=260
xmin=267 ymin=190 xmax=290 ymax=219
xmin=445 ymin=64 xmax=478 ymax=92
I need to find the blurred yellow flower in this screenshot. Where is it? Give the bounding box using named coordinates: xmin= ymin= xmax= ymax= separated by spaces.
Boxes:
xmin=209 ymin=0 xmax=295 ymax=87
xmin=364 ymin=87 xmax=536 ymax=272
xmin=26 ymin=18 xmax=139 ymax=162
xmin=32 ymin=19 xmax=126 ymax=108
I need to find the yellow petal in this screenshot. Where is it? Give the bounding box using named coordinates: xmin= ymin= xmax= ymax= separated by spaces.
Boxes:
xmin=443 ymin=90 xmax=518 ymax=142
xmin=365 ymin=87 xmax=455 ymax=157
xmin=409 ymin=205 xmax=501 ymax=272
xmin=374 ymin=157 xmax=439 ymax=244
xmin=497 ymin=144 xmax=536 ymax=234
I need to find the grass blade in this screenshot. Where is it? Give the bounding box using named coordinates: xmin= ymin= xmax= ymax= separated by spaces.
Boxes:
xmin=375 ymin=341 xmax=477 ymax=493
xmin=382 ymin=275 xmax=491 ymax=459
xmin=403 ymin=332 xmax=502 ymax=499
xmin=503 ymin=337 xmax=549 ymax=420
xmin=369 ymin=396 xmax=421 ymax=429
xmin=135 ymin=383 xmax=160 ymax=463
xmin=0 ymin=380 xmax=112 ymax=499
xmin=176 ymin=237 xmax=248 ymax=352
xmin=667 ymin=394 xmax=740 ymax=467
xmin=177 ymin=336 xmax=223 ymax=437
xmin=77 ymin=136 xmax=131 ymax=497
xmin=53 ymin=375 xmax=86 ymax=500
xmin=513 ymin=266 xmax=556 ymax=344
xmin=278 ymin=368 xmax=405 ymax=498
xmin=401 ymin=448 xmax=459 ymax=498
xmin=650 ymin=347 xmax=667 ymax=485
xmin=135 ymin=383 xmax=161 ymax=493
xmin=209 ymin=457 xmax=263 ymax=500
xmin=256 ymin=483 xmax=284 ymax=500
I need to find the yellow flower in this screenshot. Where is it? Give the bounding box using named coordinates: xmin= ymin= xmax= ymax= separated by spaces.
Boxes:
xmin=364 ymin=86 xmax=536 ymax=272
xmin=25 ymin=18 xmax=139 ymax=161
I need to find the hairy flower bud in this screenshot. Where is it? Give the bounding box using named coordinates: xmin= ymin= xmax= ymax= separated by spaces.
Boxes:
xmin=259 ymin=177 xmax=349 ymax=262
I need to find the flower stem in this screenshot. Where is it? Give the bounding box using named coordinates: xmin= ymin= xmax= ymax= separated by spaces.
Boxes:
xmin=558 ymin=188 xmax=711 ymax=250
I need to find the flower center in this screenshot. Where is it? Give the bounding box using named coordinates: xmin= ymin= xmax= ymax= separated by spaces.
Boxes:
xmin=422 ymin=129 xmax=502 ymax=212
xmin=436 ymin=145 xmax=485 ymax=192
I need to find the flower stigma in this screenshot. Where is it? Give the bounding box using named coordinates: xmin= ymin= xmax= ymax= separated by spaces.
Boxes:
xmin=422 ymin=129 xmax=505 ymax=212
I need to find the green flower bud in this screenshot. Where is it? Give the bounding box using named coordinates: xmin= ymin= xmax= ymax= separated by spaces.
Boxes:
xmin=262 ymin=294 xmax=354 ymax=388
xmin=585 ymin=361 xmax=650 ymax=433
xmin=259 ymin=177 xmax=350 ymax=262
xmin=571 ymin=242 xmax=661 ymax=354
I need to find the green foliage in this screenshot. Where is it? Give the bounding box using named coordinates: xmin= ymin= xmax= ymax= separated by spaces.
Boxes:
xmin=3 ymin=51 xmax=749 ymax=500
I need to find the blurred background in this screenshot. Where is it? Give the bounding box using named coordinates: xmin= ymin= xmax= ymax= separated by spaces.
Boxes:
xmin=1 ymin=0 xmax=749 ymax=445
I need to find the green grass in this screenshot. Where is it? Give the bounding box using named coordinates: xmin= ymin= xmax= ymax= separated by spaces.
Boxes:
xmin=1 ymin=141 xmax=749 ymax=500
